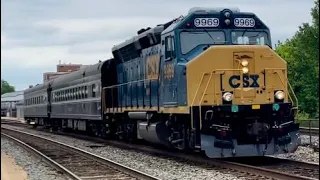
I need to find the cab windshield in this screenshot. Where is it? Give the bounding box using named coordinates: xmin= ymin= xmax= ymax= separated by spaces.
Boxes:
xmin=231 ymin=31 xmax=269 ymax=45
xmin=180 ymin=31 xmax=225 ymax=54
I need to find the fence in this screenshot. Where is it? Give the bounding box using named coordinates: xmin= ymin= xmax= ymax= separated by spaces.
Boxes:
xmin=297 ymin=119 xmax=319 ymax=149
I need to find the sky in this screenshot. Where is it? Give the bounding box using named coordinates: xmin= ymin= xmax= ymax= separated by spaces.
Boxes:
xmin=1 ymin=0 xmax=315 ymax=91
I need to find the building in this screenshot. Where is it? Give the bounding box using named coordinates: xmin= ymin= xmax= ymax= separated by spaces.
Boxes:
xmin=16 ymin=100 xmax=24 ymax=119
xmin=56 ymin=63 xmax=83 ymax=72
xmin=43 ymin=72 xmax=70 ymax=83
xmin=1 ymin=91 xmax=24 ymax=117
xmin=43 ymin=63 xmax=87 ymax=83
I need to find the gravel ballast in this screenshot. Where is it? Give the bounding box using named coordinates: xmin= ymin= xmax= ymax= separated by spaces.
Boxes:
xmin=2 ymin=125 xmax=247 ymax=180
xmin=274 ymin=134 xmax=319 ymax=163
xmin=2 ymin=124 xmax=319 ymax=179
xmin=1 ymin=136 xmax=69 ymax=180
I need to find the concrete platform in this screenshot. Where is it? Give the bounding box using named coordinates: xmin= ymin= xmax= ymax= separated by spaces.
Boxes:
xmin=1 ymin=117 xmax=26 ymax=123
xmin=1 ymin=152 xmax=28 ymax=180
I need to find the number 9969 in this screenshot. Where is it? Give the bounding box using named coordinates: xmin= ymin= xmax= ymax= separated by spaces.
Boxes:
xmin=194 ymin=18 xmax=219 ymax=27
xmin=234 ymin=18 xmax=255 ymax=27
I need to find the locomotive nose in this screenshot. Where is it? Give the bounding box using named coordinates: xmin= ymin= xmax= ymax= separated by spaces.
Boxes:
xmin=185 ymin=45 xmax=288 ymax=107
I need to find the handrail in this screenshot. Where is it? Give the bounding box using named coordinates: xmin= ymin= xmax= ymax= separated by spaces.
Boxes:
xmin=103 ymin=78 xmax=159 ymax=112
xmin=198 ymin=73 xmax=213 ymax=130
xmin=190 ymin=73 xmax=206 ymax=130
xmin=190 ymin=73 xmax=207 ymax=107
xmin=190 ymin=69 xmax=243 ymax=130
xmin=103 ymin=78 xmax=158 ymax=89
xmin=264 ymin=68 xmax=298 ymax=108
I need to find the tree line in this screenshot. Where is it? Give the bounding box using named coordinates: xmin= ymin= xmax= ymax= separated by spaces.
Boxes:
xmin=1 ymin=0 xmax=319 ymax=118
xmin=275 ymin=0 xmax=319 ymax=118
xmin=1 ymin=79 xmax=15 ymax=95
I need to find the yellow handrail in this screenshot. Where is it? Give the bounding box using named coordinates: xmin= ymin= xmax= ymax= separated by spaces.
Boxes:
xmin=199 ymin=73 xmax=213 ymax=129
xmin=190 ymin=69 xmax=243 ymax=130
xmin=264 ymin=68 xmax=298 ymax=108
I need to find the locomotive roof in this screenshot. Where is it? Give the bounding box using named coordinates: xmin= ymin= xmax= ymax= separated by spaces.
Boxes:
xmin=111 ymin=25 xmax=164 ymax=52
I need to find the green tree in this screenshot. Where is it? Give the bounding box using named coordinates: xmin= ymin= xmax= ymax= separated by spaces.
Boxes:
xmin=275 ymin=0 xmax=319 ymax=118
xmin=1 ymin=79 xmax=15 ymax=95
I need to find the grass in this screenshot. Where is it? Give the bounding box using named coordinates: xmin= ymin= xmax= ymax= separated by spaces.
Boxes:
xmin=297 ymin=119 xmax=319 ymax=128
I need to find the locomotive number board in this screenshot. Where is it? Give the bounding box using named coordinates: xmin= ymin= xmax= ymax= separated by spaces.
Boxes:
xmin=234 ymin=18 xmax=255 ymax=28
xmin=194 ymin=18 xmax=219 ymax=27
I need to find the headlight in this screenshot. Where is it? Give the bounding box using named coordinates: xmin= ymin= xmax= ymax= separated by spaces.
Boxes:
xmin=224 ymin=12 xmax=231 ymax=18
xmin=242 ymin=67 xmax=249 ymax=74
xmin=222 ymin=92 xmax=233 ymax=102
xmin=275 ymin=90 xmax=285 ymax=100
xmin=241 ymin=60 xmax=249 ymax=66
xmin=225 ymin=19 xmax=231 ymax=25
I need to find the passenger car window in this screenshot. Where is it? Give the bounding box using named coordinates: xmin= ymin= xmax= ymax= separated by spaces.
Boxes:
xmin=92 ymin=84 xmax=96 ymax=98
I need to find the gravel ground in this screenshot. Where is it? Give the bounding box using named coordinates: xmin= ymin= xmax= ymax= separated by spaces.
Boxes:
xmin=2 ymin=125 xmax=246 ymax=180
xmin=1 ymin=136 xmax=69 ymax=180
xmin=275 ymin=146 xmax=319 ymax=163
xmin=273 ymin=134 xmax=319 ymax=164
xmin=2 ymin=124 xmax=319 ymax=179
xmin=300 ymin=134 xmax=319 ymax=147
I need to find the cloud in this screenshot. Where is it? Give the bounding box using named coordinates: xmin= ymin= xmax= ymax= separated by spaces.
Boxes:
xmin=1 ymin=34 xmax=6 ymax=46
xmin=0 ymin=0 xmax=316 ymax=91
xmin=1 ymin=44 xmax=112 ymax=69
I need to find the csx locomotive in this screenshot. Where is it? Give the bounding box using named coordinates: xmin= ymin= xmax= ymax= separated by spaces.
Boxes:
xmin=24 ymin=7 xmax=301 ymax=158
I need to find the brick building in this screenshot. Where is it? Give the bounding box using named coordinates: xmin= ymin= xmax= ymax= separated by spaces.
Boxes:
xmin=43 ymin=63 xmax=87 ymax=83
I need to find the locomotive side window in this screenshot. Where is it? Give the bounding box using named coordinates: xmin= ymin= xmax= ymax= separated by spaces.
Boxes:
xmin=165 ymin=36 xmax=175 ymax=59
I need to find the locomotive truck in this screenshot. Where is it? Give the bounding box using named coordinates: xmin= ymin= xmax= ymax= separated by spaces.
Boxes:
xmin=24 ymin=7 xmax=300 ymax=158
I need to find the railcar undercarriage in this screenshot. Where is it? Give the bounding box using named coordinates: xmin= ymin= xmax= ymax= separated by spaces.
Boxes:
xmin=25 ymin=103 xmax=301 ymax=158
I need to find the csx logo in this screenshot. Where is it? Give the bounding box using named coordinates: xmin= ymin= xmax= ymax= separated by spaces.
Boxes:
xmin=228 ymin=75 xmax=260 ymax=88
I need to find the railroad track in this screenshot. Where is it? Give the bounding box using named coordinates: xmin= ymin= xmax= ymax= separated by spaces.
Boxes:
xmin=226 ymin=156 xmax=319 ymax=180
xmin=2 ymin=124 xmax=319 ymax=180
xmin=1 ymin=127 xmax=159 ymax=180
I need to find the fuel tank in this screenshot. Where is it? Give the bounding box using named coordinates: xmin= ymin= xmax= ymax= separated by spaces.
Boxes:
xmin=138 ymin=121 xmax=169 ymax=146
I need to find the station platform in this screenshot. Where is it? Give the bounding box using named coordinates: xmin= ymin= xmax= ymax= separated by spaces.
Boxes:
xmin=1 ymin=117 xmax=26 ymax=123
xmin=1 ymin=152 xmax=28 ymax=180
